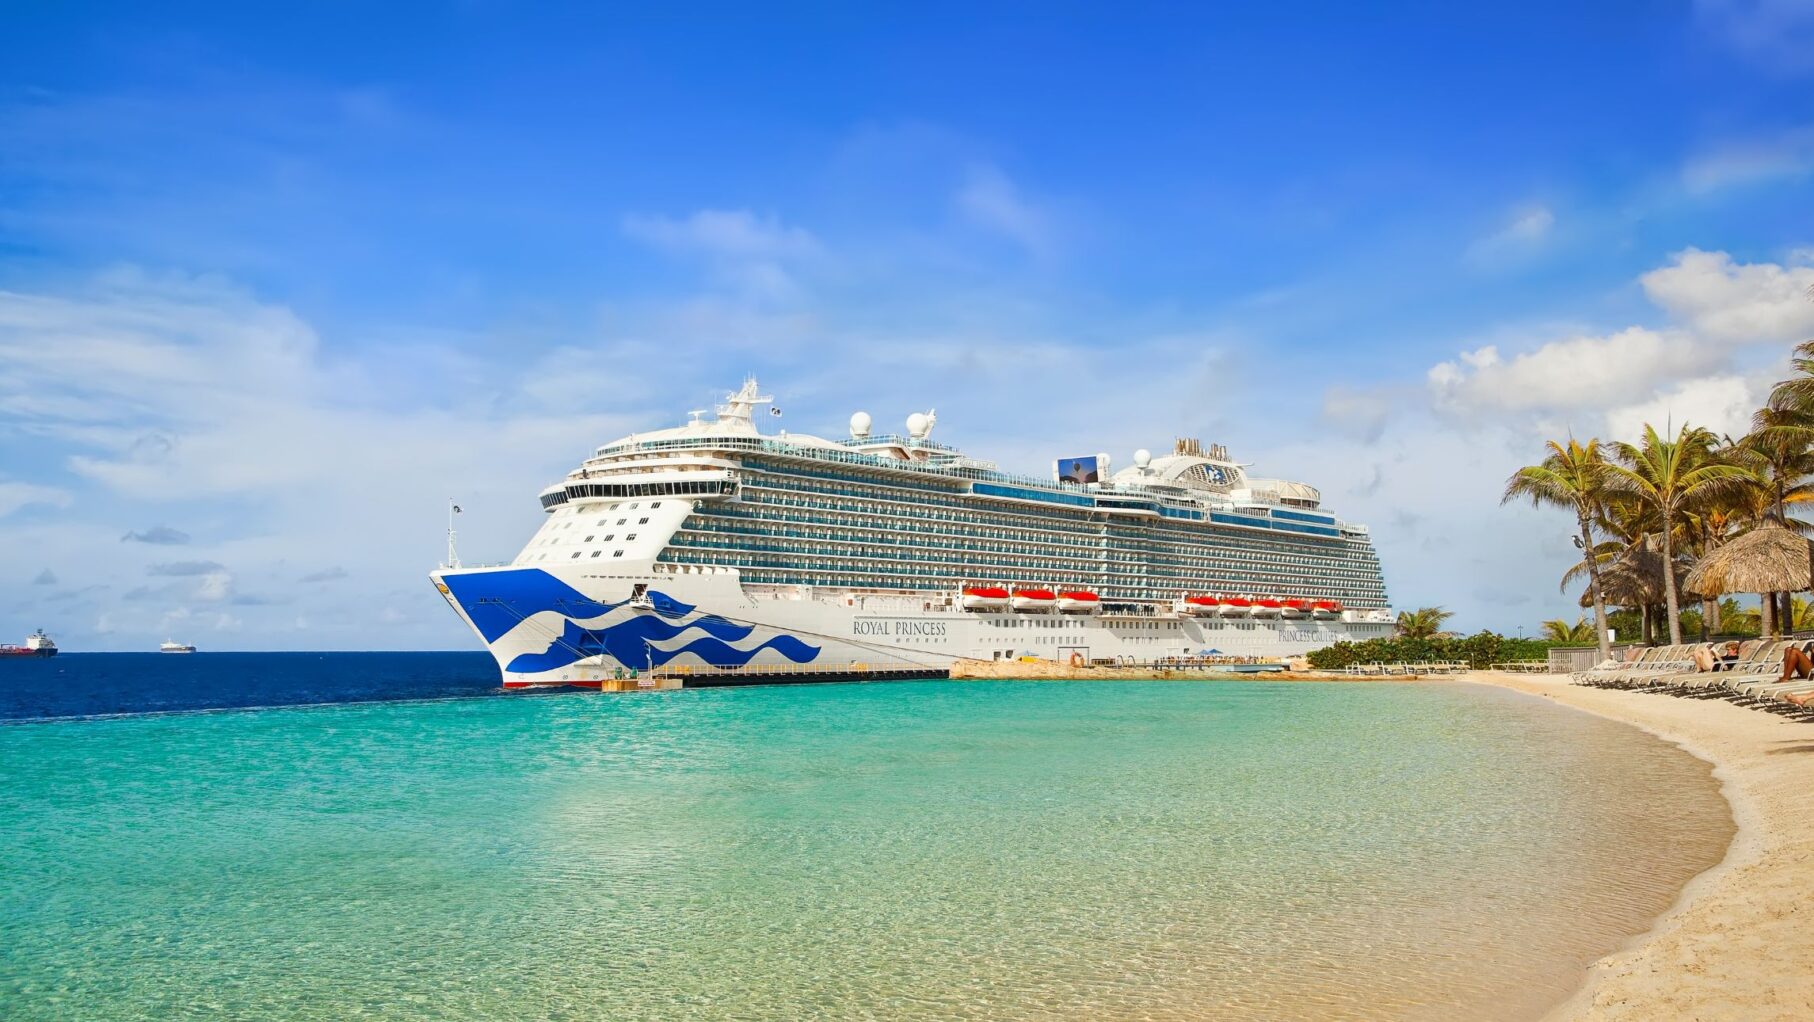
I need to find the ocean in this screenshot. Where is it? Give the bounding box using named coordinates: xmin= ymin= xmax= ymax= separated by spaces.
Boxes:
xmin=0 ymin=651 xmax=499 ymax=721
xmin=0 ymin=660 xmax=1731 ymax=1020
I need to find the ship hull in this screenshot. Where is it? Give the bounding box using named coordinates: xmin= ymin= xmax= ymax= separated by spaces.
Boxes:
xmin=432 ymin=565 xmax=1391 ymax=688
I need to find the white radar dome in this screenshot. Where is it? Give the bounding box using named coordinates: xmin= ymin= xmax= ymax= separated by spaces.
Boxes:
xmin=849 ymin=411 xmax=872 ymax=438
xmin=1134 ymin=448 xmax=1152 ymax=468
xmin=906 ymin=412 xmax=930 ymax=438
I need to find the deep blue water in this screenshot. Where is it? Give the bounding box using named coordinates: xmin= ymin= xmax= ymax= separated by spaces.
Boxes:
xmin=0 ymin=651 xmax=499 ymax=722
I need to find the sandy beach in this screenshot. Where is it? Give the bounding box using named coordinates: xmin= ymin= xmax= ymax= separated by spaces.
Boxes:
xmin=1460 ymin=671 xmax=1813 ymax=1021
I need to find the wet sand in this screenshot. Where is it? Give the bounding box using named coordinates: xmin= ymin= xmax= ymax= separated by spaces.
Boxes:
xmin=1463 ymin=671 xmax=1814 ymax=1022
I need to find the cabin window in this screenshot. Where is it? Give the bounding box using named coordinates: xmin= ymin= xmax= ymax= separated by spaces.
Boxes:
xmin=613 ymin=550 xmax=624 ymax=558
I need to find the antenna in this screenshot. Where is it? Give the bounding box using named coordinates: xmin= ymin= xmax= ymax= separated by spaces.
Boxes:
xmin=446 ymin=499 xmax=462 ymax=569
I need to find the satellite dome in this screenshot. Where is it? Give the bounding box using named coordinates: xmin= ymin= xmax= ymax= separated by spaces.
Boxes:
xmin=849 ymin=411 xmax=872 ymax=438
xmin=906 ymin=412 xmax=930 ymax=438
xmin=1134 ymin=448 xmax=1152 ymax=468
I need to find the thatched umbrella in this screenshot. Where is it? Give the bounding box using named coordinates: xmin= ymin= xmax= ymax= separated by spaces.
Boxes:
xmin=1684 ymin=523 xmax=1814 ymax=597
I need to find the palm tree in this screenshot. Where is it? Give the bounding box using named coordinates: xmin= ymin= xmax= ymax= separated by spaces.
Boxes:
xmin=1737 ymin=399 xmax=1814 ymax=528
xmin=1540 ymin=617 xmax=1596 ymax=643
xmin=1504 ymin=438 xmax=1615 ymax=660
xmin=1395 ymin=606 xmax=1454 ymax=640
xmin=1789 ymin=594 xmax=1814 ymax=633
xmin=1767 ymin=339 xmax=1814 ymax=411
xmin=1604 ymin=424 xmax=1754 ymax=645
xmin=1721 ymin=597 xmax=1762 ymax=636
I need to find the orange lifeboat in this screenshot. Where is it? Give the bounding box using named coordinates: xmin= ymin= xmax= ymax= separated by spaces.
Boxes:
xmin=961 ymin=586 xmax=1009 ymax=611
xmin=1182 ymin=595 xmax=1219 ymax=617
xmin=1312 ymin=599 xmax=1342 ymax=619
xmin=1011 ymin=588 xmax=1058 ymax=612
xmin=1252 ymin=598 xmax=1283 ymax=618
xmin=1056 ymin=590 xmax=1100 ymax=614
xmin=1218 ymin=597 xmax=1252 ymax=617
xmin=1281 ymin=598 xmax=1312 ymax=619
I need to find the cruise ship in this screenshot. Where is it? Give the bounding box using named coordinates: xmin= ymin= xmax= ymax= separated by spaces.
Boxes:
xmin=432 ymin=380 xmax=1393 ymax=688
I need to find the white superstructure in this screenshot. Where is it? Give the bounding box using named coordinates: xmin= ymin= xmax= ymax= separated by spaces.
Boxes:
xmin=432 ymin=380 xmax=1393 ymax=687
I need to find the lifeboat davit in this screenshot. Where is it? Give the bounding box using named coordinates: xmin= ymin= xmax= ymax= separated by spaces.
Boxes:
xmin=1056 ymin=590 xmax=1100 ymax=613
xmin=1312 ymin=599 xmax=1342 ymax=619
xmin=1218 ymin=597 xmax=1252 ymax=617
xmin=1182 ymin=596 xmax=1219 ymax=617
xmin=1011 ymin=588 xmax=1058 ymax=612
xmin=961 ymin=586 xmax=1009 ymax=611
xmin=1280 ymin=598 xmax=1312 ymax=619
xmin=1251 ymin=598 xmax=1283 ymax=618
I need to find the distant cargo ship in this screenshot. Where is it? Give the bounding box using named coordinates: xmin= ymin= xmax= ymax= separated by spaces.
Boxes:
xmin=160 ymin=640 xmax=197 ymax=654
xmin=2 ymin=629 xmax=58 ymax=658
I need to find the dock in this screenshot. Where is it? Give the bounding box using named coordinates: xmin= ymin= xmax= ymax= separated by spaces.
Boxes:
xmin=525 ymin=657 xmax=1333 ymax=693
xmin=948 ymin=657 xmax=1293 ymax=681
xmin=658 ymin=662 xmax=950 ymax=687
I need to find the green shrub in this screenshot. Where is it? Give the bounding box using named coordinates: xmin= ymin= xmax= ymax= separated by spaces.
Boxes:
xmin=1305 ymin=631 xmax=1554 ymax=670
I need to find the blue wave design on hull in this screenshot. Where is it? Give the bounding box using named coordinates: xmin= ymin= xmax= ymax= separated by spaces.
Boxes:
xmin=439 ymin=567 xmax=821 ymax=675
xmin=505 ymin=617 xmax=821 ymax=674
xmin=440 ymin=569 xmax=628 ymax=642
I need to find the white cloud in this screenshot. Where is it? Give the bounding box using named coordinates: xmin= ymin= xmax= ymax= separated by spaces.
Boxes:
xmin=622 ymin=209 xmax=820 ymax=304
xmin=1694 ymin=0 xmax=1814 ymax=75
xmin=196 ymin=571 xmax=235 ymax=602
xmin=1320 ymin=385 xmax=1396 ymax=442
xmin=1464 ymin=204 xmax=1555 ymax=264
xmin=1682 ymin=129 xmax=1814 ymax=194
xmin=1428 ymin=326 xmax=1713 ymax=415
xmin=1427 ymin=248 xmax=1814 ymax=424
xmin=1602 ymin=374 xmax=1767 ymax=440
xmin=0 ymin=270 xmax=641 ymax=650
xmin=1639 ymin=247 xmax=1814 ymax=343
xmin=0 ymin=480 xmax=72 ymax=518
xmin=956 ymin=165 xmax=1054 ymax=257
xmin=622 ymin=209 xmax=819 ymax=260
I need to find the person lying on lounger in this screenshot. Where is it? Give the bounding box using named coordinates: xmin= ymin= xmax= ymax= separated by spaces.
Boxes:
xmin=1780 ymin=640 xmax=1814 ymax=682
xmin=1692 ymin=641 xmax=1743 ymax=672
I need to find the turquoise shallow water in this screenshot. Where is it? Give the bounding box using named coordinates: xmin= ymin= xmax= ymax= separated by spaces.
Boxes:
xmin=0 ymin=680 xmax=1730 ymax=1021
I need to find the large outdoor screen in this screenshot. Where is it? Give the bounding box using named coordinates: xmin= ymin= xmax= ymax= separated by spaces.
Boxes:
xmin=1054 ymin=455 xmax=1101 ymax=485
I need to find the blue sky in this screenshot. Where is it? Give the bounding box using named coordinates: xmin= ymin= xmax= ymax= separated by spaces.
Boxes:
xmin=4 ymin=2 xmax=1814 ymax=649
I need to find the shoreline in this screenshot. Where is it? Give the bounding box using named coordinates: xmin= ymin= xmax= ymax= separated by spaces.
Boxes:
xmin=1457 ymin=670 xmax=1812 ymax=1021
